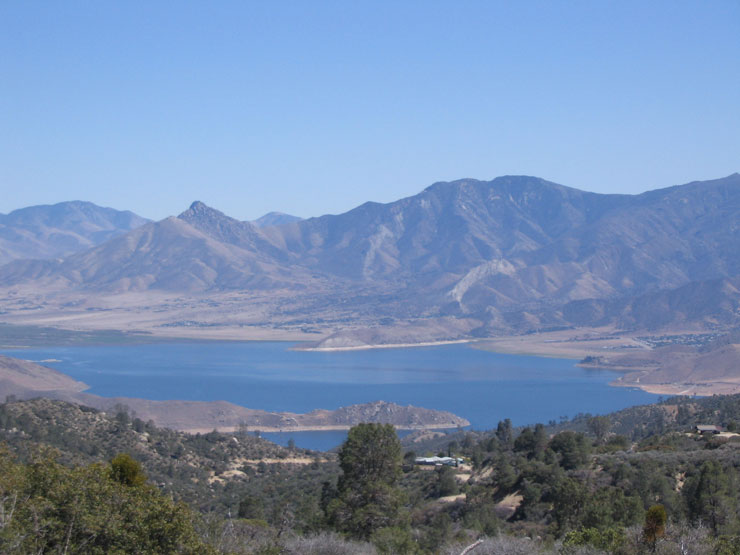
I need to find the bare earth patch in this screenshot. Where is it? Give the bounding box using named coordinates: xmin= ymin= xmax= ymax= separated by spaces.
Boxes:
xmin=495 ymin=492 xmax=523 ymax=519
xmin=438 ymin=494 xmax=466 ymax=504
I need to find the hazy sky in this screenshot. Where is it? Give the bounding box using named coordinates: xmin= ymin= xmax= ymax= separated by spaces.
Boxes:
xmin=1 ymin=1 xmax=738 ymax=221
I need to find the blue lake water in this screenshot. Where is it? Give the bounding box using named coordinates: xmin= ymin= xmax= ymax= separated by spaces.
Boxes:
xmin=1 ymin=342 xmax=659 ymax=451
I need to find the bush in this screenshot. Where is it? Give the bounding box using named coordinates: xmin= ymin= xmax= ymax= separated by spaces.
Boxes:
xmin=563 ymin=526 xmax=626 ymax=552
xmin=283 ymin=532 xmax=377 ymax=554
xmin=371 ymin=526 xmax=417 ymax=554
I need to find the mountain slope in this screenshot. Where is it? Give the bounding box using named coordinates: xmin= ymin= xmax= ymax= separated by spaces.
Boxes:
xmin=178 ymin=201 xmax=292 ymax=263
xmin=261 ymin=173 xmax=740 ymax=321
xmin=0 ymin=201 xmax=149 ymax=265
xmin=0 ymin=215 xmax=311 ymax=292
xmin=425 ymin=173 xmax=740 ymax=314
xmin=262 ymin=176 xmax=623 ymax=283
xmin=1 ymin=173 xmax=739 ymax=335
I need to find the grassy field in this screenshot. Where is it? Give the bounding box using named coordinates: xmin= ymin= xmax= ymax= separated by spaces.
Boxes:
xmin=0 ymin=322 xmax=179 ymax=348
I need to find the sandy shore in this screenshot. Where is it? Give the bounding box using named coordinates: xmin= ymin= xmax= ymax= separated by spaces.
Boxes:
xmin=473 ymin=328 xmax=648 ymax=359
xmin=297 ymin=339 xmax=473 ymax=352
xmin=611 ymin=379 xmax=740 ymax=396
xmin=473 ymin=329 xmax=740 ymax=397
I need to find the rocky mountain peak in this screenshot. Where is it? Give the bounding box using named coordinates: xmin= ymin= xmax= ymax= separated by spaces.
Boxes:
xmin=176 ymin=200 xmax=289 ymax=259
xmin=177 ymin=201 xmax=246 ymax=232
xmin=180 ymin=201 xmax=225 ymax=220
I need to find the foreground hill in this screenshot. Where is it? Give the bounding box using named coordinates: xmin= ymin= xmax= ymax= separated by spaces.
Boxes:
xmin=5 ymin=392 xmax=740 ymax=552
xmin=0 ymin=200 xmax=149 ymax=265
xmin=0 ymin=398 xmax=323 ymax=514
xmin=1 ymin=173 xmax=739 ymax=345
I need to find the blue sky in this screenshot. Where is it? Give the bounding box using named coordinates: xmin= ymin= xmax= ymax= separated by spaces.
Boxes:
xmin=1 ymin=1 xmax=738 ymax=221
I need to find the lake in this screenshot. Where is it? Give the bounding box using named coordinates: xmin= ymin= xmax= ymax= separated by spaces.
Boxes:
xmin=1 ymin=342 xmax=659 ymax=450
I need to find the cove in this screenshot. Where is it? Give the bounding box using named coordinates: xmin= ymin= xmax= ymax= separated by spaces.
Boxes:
xmin=1 ymin=342 xmax=659 ymax=450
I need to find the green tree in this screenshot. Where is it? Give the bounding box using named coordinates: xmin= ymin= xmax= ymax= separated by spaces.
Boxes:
xmin=402 ymin=450 xmax=417 ymax=471
xmin=238 ymin=495 xmax=265 ymax=520
xmin=437 ymin=465 xmax=459 ymax=497
xmin=549 ymin=431 xmax=591 ymax=470
xmin=642 ymin=504 xmax=667 ymax=552
xmin=492 ymin=454 xmax=517 ymax=491
xmin=113 ymin=403 xmax=132 ymax=427
xmin=326 ymin=423 xmax=406 ymax=539
xmin=587 ymin=415 xmax=611 ymax=444
xmin=337 ymin=423 xmax=401 ymax=490
xmin=532 ymin=423 xmax=548 ymax=456
xmin=110 ymin=453 xmax=147 ymax=487
xmin=684 ymin=460 xmax=734 ymax=534
xmin=514 ymin=425 xmax=548 ymax=459
xmin=551 ymin=477 xmax=589 ymax=532
xmin=514 ymin=426 xmax=536 ymax=455
xmin=496 ymin=418 xmax=513 ymax=447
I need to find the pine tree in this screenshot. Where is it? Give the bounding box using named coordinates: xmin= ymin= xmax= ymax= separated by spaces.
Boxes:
xmin=326 ymin=423 xmax=407 ymax=539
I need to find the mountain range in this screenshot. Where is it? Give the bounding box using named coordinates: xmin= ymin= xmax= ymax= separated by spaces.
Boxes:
xmin=1 ymin=174 xmax=739 ymax=344
xmin=0 ymin=201 xmax=149 ymax=266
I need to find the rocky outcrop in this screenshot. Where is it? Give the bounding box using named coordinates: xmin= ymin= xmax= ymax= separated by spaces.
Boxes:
xmin=299 ymin=401 xmax=469 ymax=429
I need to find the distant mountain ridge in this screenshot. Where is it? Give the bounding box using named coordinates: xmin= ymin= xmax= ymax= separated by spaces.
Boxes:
xmin=1 ymin=173 xmax=739 ymax=336
xmin=252 ymin=211 xmax=303 ymax=228
xmin=0 ymin=201 xmax=149 ymax=265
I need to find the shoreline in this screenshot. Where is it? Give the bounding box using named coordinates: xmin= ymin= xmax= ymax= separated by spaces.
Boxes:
xmin=6 ymin=323 xmax=736 ymax=398
xmin=296 ymin=339 xmax=473 ymax=352
xmin=611 ymin=379 xmax=740 ymax=397
xmin=471 ymin=334 xmax=738 ymax=397
xmin=470 ymin=342 xmax=582 ymax=359
xmin=181 ymin=422 xmax=466 ymax=434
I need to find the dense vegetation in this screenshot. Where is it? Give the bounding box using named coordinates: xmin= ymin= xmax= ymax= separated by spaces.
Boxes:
xmin=3 ymin=394 xmax=740 ymax=552
xmin=0 ymin=398 xmax=335 ymax=526
xmin=0 ymin=449 xmax=211 ymax=553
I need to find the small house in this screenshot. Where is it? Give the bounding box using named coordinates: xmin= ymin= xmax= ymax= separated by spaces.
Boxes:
xmin=695 ymin=425 xmax=722 ymax=434
xmin=415 ymin=456 xmax=464 ymax=467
